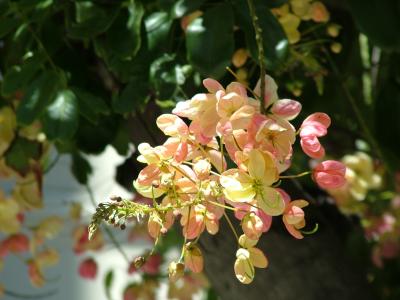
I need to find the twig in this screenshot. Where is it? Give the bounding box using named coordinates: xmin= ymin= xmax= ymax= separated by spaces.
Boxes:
xmin=85 ymin=185 xmax=130 ymax=264
xmin=4 ymin=289 xmax=58 ymax=299
xmin=246 ymin=0 xmax=266 ymax=114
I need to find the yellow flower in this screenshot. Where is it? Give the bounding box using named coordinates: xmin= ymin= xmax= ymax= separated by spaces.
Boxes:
xmin=0 ymin=106 xmax=16 ymax=156
xmin=279 ymin=13 xmax=301 ymax=44
xmin=234 ymin=235 xmax=268 ymax=284
xmin=290 ymin=0 xmax=312 ymax=20
xmin=0 ymin=191 xmax=20 ymax=234
xmin=220 ymin=149 xmax=285 ymax=216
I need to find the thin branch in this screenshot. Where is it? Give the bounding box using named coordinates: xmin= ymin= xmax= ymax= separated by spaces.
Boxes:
xmin=323 ymin=48 xmax=394 ymax=178
xmin=4 ymin=289 xmax=58 ymax=299
xmin=246 ymin=0 xmax=266 ymax=114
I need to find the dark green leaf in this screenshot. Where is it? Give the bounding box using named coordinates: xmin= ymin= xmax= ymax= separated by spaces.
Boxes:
xmin=375 ymin=79 xmax=400 ymax=168
xmin=16 ymin=70 xmax=61 ymax=125
xmin=71 ymin=152 xmax=92 ymax=184
xmin=232 ymin=0 xmax=289 ymax=70
xmin=76 ymin=117 xmax=118 ymax=154
xmin=67 ymin=2 xmax=120 ymax=39
xmin=1 ymin=53 xmax=45 ymax=96
xmin=150 ymin=54 xmax=188 ymax=100
xmin=113 ymin=80 xmax=149 ymax=114
xmin=0 ymin=17 xmax=20 ymax=38
xmin=4 ymin=137 xmax=41 ymax=175
xmin=104 ymin=270 xmax=114 ymax=300
xmin=72 ymin=87 xmax=109 ymax=124
xmin=347 ymin=0 xmax=400 ymax=50
xmin=172 ymin=0 xmax=204 ymax=18
xmin=104 ymin=1 xmax=144 ymax=59
xmin=112 ymin=123 xmax=131 ymax=156
xmin=42 ymin=89 xmax=79 ymax=140
xmin=145 ymin=12 xmax=173 ymax=56
xmin=186 ymin=3 xmax=234 ymax=78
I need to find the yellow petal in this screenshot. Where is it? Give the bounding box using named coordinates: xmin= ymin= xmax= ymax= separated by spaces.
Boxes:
xmin=249 ymin=247 xmax=268 ymax=268
xmin=257 ymin=187 xmax=286 ymax=216
xmin=234 ymin=248 xmax=255 ymax=284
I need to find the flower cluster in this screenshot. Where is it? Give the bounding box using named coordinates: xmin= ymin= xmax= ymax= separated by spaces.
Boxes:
xmin=92 ymin=75 xmax=346 ymax=284
xmin=324 ymin=152 xmax=400 ymax=268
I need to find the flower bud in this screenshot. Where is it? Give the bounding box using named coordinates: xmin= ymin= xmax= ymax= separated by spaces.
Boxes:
xmin=232 ymin=48 xmax=248 ymax=68
xmin=327 ymin=24 xmax=341 ymax=37
xmin=78 ymin=258 xmax=97 ymax=279
xmin=330 ymin=42 xmax=342 ymax=54
xmin=310 ymin=1 xmax=330 ymax=23
xmin=168 ymin=261 xmax=185 ymax=282
xmin=184 ymin=243 xmax=204 ymax=273
xmin=193 ymin=159 xmax=211 ymax=180
xmin=147 ymin=213 xmax=162 ymax=239
xmin=133 ymin=256 xmax=146 ymax=269
xmin=238 ymin=234 xmax=258 ymax=249
xmin=241 ymin=213 xmax=263 ymax=240
xmin=234 ymin=248 xmax=254 ymax=284
xmin=313 ymin=160 xmax=346 ymax=189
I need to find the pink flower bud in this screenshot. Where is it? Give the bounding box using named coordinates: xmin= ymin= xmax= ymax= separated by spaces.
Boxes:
xmin=142 ymin=254 xmax=162 ymax=275
xmin=184 ymin=243 xmax=204 ymax=273
xmin=299 ymin=113 xmax=331 ymax=159
xmin=78 ymin=258 xmax=98 ymax=279
xmin=313 ymin=160 xmax=346 ymax=189
xmin=270 ymin=99 xmax=302 ymax=120
xmin=168 ymin=261 xmax=185 ymax=282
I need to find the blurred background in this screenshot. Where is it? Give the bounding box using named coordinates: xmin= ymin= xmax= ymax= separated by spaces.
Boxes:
xmin=0 ymin=0 xmax=400 ymax=299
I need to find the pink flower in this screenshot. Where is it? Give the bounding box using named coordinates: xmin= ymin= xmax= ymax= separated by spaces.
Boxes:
xmin=0 ymin=233 xmax=29 ymax=257
xmin=300 ymin=113 xmax=331 ymax=158
xmin=78 ymin=258 xmax=98 ymax=279
xmin=142 ymin=254 xmax=162 ymax=275
xmin=270 ymin=99 xmax=302 ymax=120
xmin=313 ymin=160 xmax=346 ymax=189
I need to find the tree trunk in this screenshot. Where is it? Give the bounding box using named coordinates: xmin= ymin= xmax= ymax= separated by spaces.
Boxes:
xmin=200 ymin=202 xmax=374 ymax=300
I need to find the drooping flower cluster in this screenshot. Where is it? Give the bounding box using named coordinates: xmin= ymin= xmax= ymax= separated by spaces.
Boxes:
xmin=90 ymin=75 xmax=346 ymax=284
xmin=323 ymin=152 xmax=400 ymax=268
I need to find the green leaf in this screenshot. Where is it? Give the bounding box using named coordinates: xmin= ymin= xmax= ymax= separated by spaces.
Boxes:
xmin=4 ymin=137 xmax=41 ymax=175
xmin=104 ymin=270 xmax=114 ymax=300
xmin=1 ymin=53 xmax=45 ymax=96
xmin=348 ymin=0 xmax=400 ymax=50
xmin=232 ymin=0 xmax=289 ymax=70
xmin=150 ymin=54 xmax=188 ymax=100
xmin=71 ymin=152 xmax=92 ymax=184
xmin=113 ymin=80 xmax=149 ymax=114
xmin=104 ymin=1 xmax=144 ymax=59
xmin=112 ymin=122 xmax=131 ymax=156
xmin=0 ymin=17 xmax=20 ymax=38
xmin=145 ymin=12 xmax=173 ymax=56
xmin=172 ymin=0 xmax=204 ymax=18
xmin=375 ymin=80 xmax=400 ymax=168
xmin=76 ymin=117 xmax=118 ymax=154
xmin=72 ymin=87 xmax=109 ymax=124
xmin=16 ymin=70 xmax=61 ymax=125
xmin=186 ymin=3 xmax=234 ymax=78
xmin=42 ymin=89 xmax=79 ymax=140
xmin=67 ymin=1 xmax=120 ymax=39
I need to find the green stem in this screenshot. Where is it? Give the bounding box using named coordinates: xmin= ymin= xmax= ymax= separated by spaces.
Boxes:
xmin=279 ymin=171 xmax=311 ymax=179
xmin=246 ymin=0 xmax=266 ymax=114
xmin=223 ymin=211 xmax=240 ymax=244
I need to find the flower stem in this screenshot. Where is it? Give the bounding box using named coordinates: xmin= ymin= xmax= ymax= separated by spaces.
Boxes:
xmin=223 ymin=211 xmax=240 ymax=244
xmin=279 ymin=171 xmax=311 ymax=179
